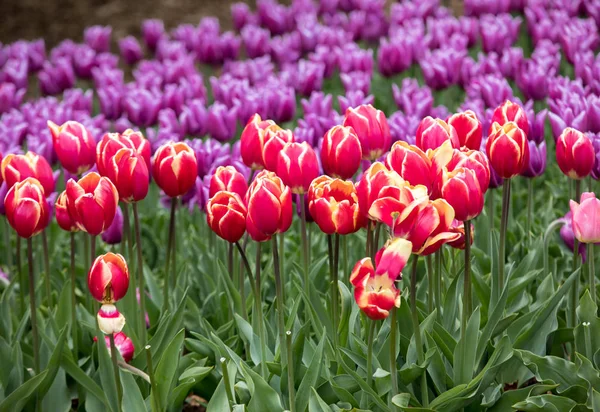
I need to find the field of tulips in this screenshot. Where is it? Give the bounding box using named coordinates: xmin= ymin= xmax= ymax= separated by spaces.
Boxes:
xmin=2 ymin=0 xmax=600 ymax=411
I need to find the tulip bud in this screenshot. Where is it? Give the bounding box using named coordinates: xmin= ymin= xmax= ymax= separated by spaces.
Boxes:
xmin=55 ymin=191 xmax=78 ymax=232
xmin=559 ymin=211 xmax=587 ymax=261
xmin=447 ymin=220 xmax=475 ymax=250
xmin=447 ymin=110 xmax=482 ymax=150
xmin=102 ymin=206 xmax=123 ymax=245
xmin=439 ymin=168 xmax=484 ymax=221
xmin=489 ymin=100 xmax=529 ymax=136
xmin=1 ymin=152 xmax=55 ymax=196
xmin=262 ymin=127 xmax=294 ymax=172
xmin=521 ymin=141 xmax=547 ymax=178
xmin=240 ymin=114 xmax=278 ymax=170
xmin=97 ymin=304 xmax=126 ymax=334
xmin=356 ymin=162 xmax=404 ymax=220
xmin=415 ymin=117 xmax=460 ymax=151
xmin=88 ymin=252 xmax=130 ymax=303
xmin=47 ymin=120 xmax=96 ymax=174
xmin=5 ymin=178 xmax=50 ymax=238
xmin=446 ymin=149 xmax=491 ymax=194
xmin=66 ymin=172 xmax=119 ymax=235
xmin=207 ymin=191 xmax=247 ymax=243
xmin=245 ymin=171 xmax=292 ymax=241
xmin=321 ymin=125 xmax=362 ymax=179
xmin=107 ymin=148 xmax=149 ymax=202
xmin=569 ymin=192 xmax=600 ymax=244
xmin=97 ymin=130 xmax=152 ymax=177
xmin=343 ymin=104 xmax=391 ymax=161
xmin=209 ymin=166 xmax=248 ymax=199
xmin=486 ymin=122 xmax=529 ymax=179
xmin=97 ymin=332 xmax=135 ymax=362
xmin=152 ymin=142 xmax=198 ymax=198
xmin=555 ymin=128 xmax=595 ymax=180
xmin=276 ymin=142 xmax=320 ymax=194
xmin=308 ymin=175 xmax=365 ymax=235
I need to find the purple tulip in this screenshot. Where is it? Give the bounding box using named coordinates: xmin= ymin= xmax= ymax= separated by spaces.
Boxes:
xmin=560 ymin=18 xmax=599 ymax=65
xmin=584 ymin=0 xmax=600 ymax=27
xmin=63 ymin=89 xmax=93 ymax=114
xmin=92 ymin=66 xmax=124 ymax=89
xmin=38 ymin=58 xmax=75 ymax=96
xmin=377 ymin=36 xmax=413 ymax=77
xmin=340 ymin=71 xmax=371 ymax=95
xmin=268 ymin=87 xmax=296 ymax=123
xmin=521 ymin=141 xmax=547 ymax=178
xmin=338 ymin=90 xmax=374 ymax=114
xmin=466 ymin=74 xmax=514 ymax=109
xmin=388 ymin=112 xmax=419 ymax=145
xmin=241 ymin=25 xmax=271 ymax=58
xmin=123 ymin=88 xmax=162 ymax=127
xmin=114 ymin=117 xmax=133 ymax=133
xmin=559 ymin=211 xmax=587 ymax=261
xmin=26 ymin=128 xmax=56 ymax=164
xmin=294 ymin=125 xmax=318 ymax=147
xmin=0 ymin=83 xmax=25 ymax=115
xmin=337 ymin=45 xmax=374 ymax=74
xmin=84 ymin=25 xmax=112 ymax=53
xmin=392 ymin=79 xmax=434 ymax=119
xmin=420 ymin=48 xmax=465 ymax=90
xmin=102 ymin=206 xmax=123 ymax=245
xmin=257 ymin=0 xmax=294 ymax=35
xmin=524 ymin=107 xmax=547 ymax=145
xmin=142 ymin=19 xmax=166 ymax=52
xmin=146 ymin=128 xmax=179 ymax=153
xmin=294 ymin=60 xmax=325 ymax=96
xmin=296 ymin=15 xmax=320 ymax=53
xmin=586 ymin=96 xmax=600 ymax=134
xmin=480 ymin=14 xmax=521 ymax=54
xmin=464 ymin=0 xmax=510 ymax=16
xmin=179 ymin=99 xmax=208 ymax=138
xmin=72 ymin=44 xmax=97 ymax=79
xmin=516 ymin=59 xmax=554 ymax=101
xmin=119 ymin=36 xmax=143 ymax=65
xmin=587 ymin=132 xmax=600 ymax=180
xmin=231 ymin=3 xmax=255 ymax=31
xmin=309 ymin=45 xmax=339 ymax=78
xmin=97 ymin=86 xmax=123 ymax=121
xmin=271 ymin=33 xmax=302 ymax=65
xmin=220 ymin=32 xmax=241 ymax=62
xmin=207 ymin=103 xmax=238 ymax=141
xmin=1 ymin=58 xmax=29 ymax=90
xmin=158 ymin=108 xmax=183 ymax=138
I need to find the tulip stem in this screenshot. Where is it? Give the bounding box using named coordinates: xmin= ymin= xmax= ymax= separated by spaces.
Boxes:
xmin=40 ymin=230 xmax=52 ymax=308
xmin=332 ymin=234 xmax=340 ymax=346
xmin=132 ymin=203 xmax=147 ymax=345
xmin=27 ymin=238 xmax=40 ymax=376
xmin=389 ymin=308 xmax=399 ymax=407
xmin=3 ymin=217 xmax=12 ymax=269
xmin=498 ymin=179 xmax=511 ymax=298
xmin=17 ymin=236 xmax=25 ymax=316
xmin=410 ymin=256 xmax=428 ymax=406
xmin=272 ymin=235 xmax=287 ymax=368
xmin=570 ymin=180 xmax=582 ymax=333
xmin=366 ymin=320 xmax=376 ymax=392
xmin=70 ymin=232 xmax=78 ymax=359
xmin=145 ymin=345 xmax=161 ymax=412
xmin=589 ymin=244 xmax=596 ymax=305
xmin=118 ymin=359 xmax=150 ymax=383
xmin=462 ymin=220 xmax=472 ymax=340
xmin=90 ymin=235 xmax=96 ymax=263
xmin=286 ymin=331 xmax=296 ymax=412
xmin=526 ymin=179 xmax=533 ymax=245
xmin=373 ymin=223 xmax=382 ymax=258
xmin=227 ymin=242 xmax=234 ymax=280
xmin=488 ymin=192 xmax=494 ymax=258
xmin=279 ymin=232 xmax=285 ymax=303
xmin=122 ymin=204 xmax=138 ymax=334
xmin=426 ymin=255 xmax=434 ymax=313
xmin=299 ymin=195 xmax=310 ymax=294
xmin=109 ymin=333 xmax=123 ymax=411
xmin=543 ymin=219 xmax=565 ymax=284
xmin=163 ymin=198 xmax=176 ymax=312
xmin=366 ymin=221 xmax=373 ymax=258
xmin=434 ymin=250 xmax=442 ymax=319
xmin=220 ymin=357 xmax=235 ymax=411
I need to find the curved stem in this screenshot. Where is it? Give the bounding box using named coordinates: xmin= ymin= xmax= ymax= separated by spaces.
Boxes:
xmin=90 ymin=235 xmax=96 ymax=263
xmin=389 ymin=308 xmax=398 ymax=406
xmin=70 ymin=233 xmax=78 ymax=358
xmin=163 ymin=198 xmax=176 ymax=311
xmin=132 ymin=203 xmax=147 ymax=344
xmin=488 ymin=191 xmax=495 ymax=258
xmin=286 ymin=331 xmax=296 ymax=412
xmin=145 ymin=345 xmax=161 ymax=412
xmin=589 ymin=244 xmax=596 ymax=305
xmin=498 ymin=179 xmax=511 ymax=297
xmin=410 ymin=256 xmax=428 ymax=406
xmin=109 ymin=333 xmax=123 ymax=411
xmin=272 ymin=235 xmax=287 ymax=367
xmin=117 ymin=360 xmax=150 ymax=383
xmin=41 ymin=231 xmax=51 ymax=307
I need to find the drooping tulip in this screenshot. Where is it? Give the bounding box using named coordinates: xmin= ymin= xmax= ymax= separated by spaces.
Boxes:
xmin=209 ymin=166 xmax=248 ymax=199
xmin=5 ymin=178 xmax=51 ymax=238
xmin=356 ymin=162 xmax=404 ymax=220
xmin=240 ymin=114 xmax=278 ymax=170
xmin=88 ymin=252 xmax=130 ymax=303
xmin=321 ymin=125 xmax=362 ymax=179
xmin=47 ymin=120 xmax=96 ymax=174
xmin=447 ymin=110 xmax=483 ymax=150
xmin=106 ymin=148 xmax=149 ymax=202
xmin=415 ymin=117 xmax=460 ymax=151
xmin=1 ymin=152 xmax=55 ymax=196
xmin=486 ymin=121 xmax=529 ymax=179
xmin=569 ymin=192 xmax=600 ymax=243
xmin=555 ymin=128 xmax=595 ymax=180
xmin=55 ymin=191 xmax=78 ymax=232
xmin=98 ymin=332 xmax=135 ymax=362
xmin=276 ymin=142 xmax=320 ymax=194
xmin=206 ymin=191 xmax=247 ymax=243
xmin=152 ymin=142 xmax=198 ymax=198
xmin=65 ymin=172 xmax=119 ymax=235
xmin=439 ymin=168 xmax=484 ymax=221
xmin=97 ymin=304 xmax=126 ymax=335
xmin=447 ymin=220 xmax=475 ymax=250
xmin=343 ymin=104 xmax=391 ymax=161
xmin=489 ymin=100 xmax=529 ymax=136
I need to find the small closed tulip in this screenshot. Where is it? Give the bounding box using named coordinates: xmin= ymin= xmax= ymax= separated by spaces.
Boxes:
xmin=321 ymin=125 xmax=362 ymax=179
xmin=415 ymin=117 xmax=460 ymax=151
xmin=47 ymin=120 xmax=96 ymax=174
xmin=206 ymin=191 xmax=247 ymax=243
xmin=356 ymin=162 xmax=404 ymax=220
xmin=55 ymin=191 xmax=78 ymax=232
xmin=97 ymin=304 xmax=126 ymax=335
xmin=1 ymin=152 xmax=55 ymax=196
xmin=66 ymin=172 xmax=119 ymax=235
xmin=447 ymin=220 xmax=475 ymax=250
xmin=209 ymin=166 xmax=248 ymax=199
xmin=152 ymin=142 xmax=198 ymax=198
xmin=445 ymin=149 xmax=490 ymax=194
xmin=96 ymin=130 xmax=151 ymax=176
xmin=570 ymin=192 xmax=600 ymax=244
xmin=262 ymin=127 xmax=294 ymax=172
xmin=88 ymin=252 xmax=130 ymax=303
xmin=439 ymin=168 xmax=484 ymax=221
xmin=98 ymin=332 xmax=135 ymax=362
xmin=308 ymin=175 xmax=365 ymax=235
xmin=5 ymin=178 xmax=50 ymax=238
xmin=521 ymin=141 xmax=547 ymax=178
xmin=107 ymin=148 xmax=149 ymax=202
xmin=489 ymin=100 xmax=529 ymax=136
xmin=343 ymin=104 xmax=391 ymax=161
xmin=245 ymin=171 xmax=292 ymax=242
xmin=555 ymin=128 xmax=595 ymax=180
xmin=276 ymin=142 xmax=319 ymax=194
xmin=240 ymin=114 xmax=278 ymax=170
xmin=486 ymin=122 xmax=529 ymax=179
xmin=447 ymin=110 xmax=482 ymax=150
xmin=101 ymin=206 xmax=123 ymax=245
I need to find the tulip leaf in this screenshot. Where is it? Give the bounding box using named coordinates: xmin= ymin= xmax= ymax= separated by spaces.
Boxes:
xmin=242 ymin=362 xmax=285 ymax=412
xmin=37 ymin=327 xmax=68 ymax=399
xmin=153 ymin=328 xmax=185 ymax=412
xmin=97 ymin=335 xmax=120 ymax=412
xmin=296 ymin=331 xmax=326 ymax=412
xmin=60 ymin=350 xmax=109 ymax=407
xmin=309 ymin=387 xmax=332 ymax=412
xmin=0 ymin=369 xmax=48 ymax=412
xmin=206 ymin=378 xmax=230 ymax=412
xmin=511 ymin=394 xmax=577 ymax=411
xmin=485 ymin=381 xmax=559 ymax=412
xmin=120 ymin=369 xmax=147 ymax=412
xmin=514 ymin=350 xmax=588 ymax=394
xmin=454 ymin=307 xmax=480 ymax=385
xmin=574 ymin=291 xmax=600 ymax=359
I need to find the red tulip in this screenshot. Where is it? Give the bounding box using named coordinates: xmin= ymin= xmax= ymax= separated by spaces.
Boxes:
xmin=97 ymin=332 xmax=135 ymax=363
xmin=555 ymin=128 xmax=595 ymax=180
xmin=445 ymin=149 xmax=490 ymax=194
xmin=349 ymin=238 xmax=412 ymax=320
xmin=88 ymin=252 xmax=130 ymax=303
xmin=356 ymin=162 xmax=404 ymax=220
xmin=489 ymin=100 xmax=529 ymax=136
xmin=97 ymin=130 xmax=151 ymax=176
xmin=245 ymin=170 xmax=292 ymax=241
xmin=47 ymin=120 xmax=96 ymax=174
xmin=321 ymin=125 xmax=362 ymax=179
xmin=66 ymin=172 xmax=119 ymax=235
xmin=570 ymin=192 xmax=600 ymax=243
xmin=447 ymin=110 xmax=482 ymax=150
xmin=486 ymin=122 xmax=529 ymax=179
xmin=1 ymin=152 xmax=55 ymax=196
xmin=107 ymin=148 xmax=149 ymax=202
xmin=308 ymin=175 xmax=365 ymax=235
xmin=152 ymin=142 xmax=197 ymax=198
xmin=206 ymin=191 xmax=247 ymax=243
xmin=0 ymin=151 xmax=3 ymax=185
xmin=240 ymin=114 xmax=278 ymax=170
xmin=5 ymin=177 xmax=50 ymax=238
xmin=209 ymin=166 xmax=248 ymax=199
xmin=415 ymin=117 xmax=460 ymax=151
xmin=55 ymin=191 xmax=78 ymax=232
xmin=447 ymin=219 xmax=475 ymax=250
xmin=277 ymin=142 xmax=320 ymax=194
xmin=97 ymin=304 xmax=126 ymax=335
xmin=262 ymin=127 xmax=294 ymax=172
xmin=439 ymin=168 xmax=484 ymax=221
xmin=343 ymin=104 xmax=391 ymax=161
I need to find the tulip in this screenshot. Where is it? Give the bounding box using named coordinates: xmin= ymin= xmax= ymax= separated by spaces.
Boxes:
xmin=66 ymin=172 xmax=119 ymax=235
xmin=447 ymin=220 xmax=475 ymax=250
xmin=245 ymin=170 xmax=292 ymax=242
xmin=321 ymin=125 xmax=363 ymax=179
xmin=1 ymin=152 xmax=55 ymax=196
xmin=521 ymin=141 xmax=547 ymax=178
xmin=356 ymin=162 xmax=404 ymax=221
xmin=489 ymin=100 xmax=529 ymax=136
xmin=555 ymin=128 xmax=595 ymax=180
xmin=308 ymin=175 xmax=365 ymax=235
xmin=55 ymin=191 xmax=78 ymax=232
xmin=560 ymin=211 xmax=587 ymax=261
xmin=209 ymin=166 xmax=248 ymax=199
xmin=486 ymin=121 xmax=529 ymax=179
xmin=88 ymin=252 xmax=129 ymax=303
xmin=570 ymin=192 xmax=600 ymax=244
xmin=5 ymin=178 xmax=50 ymax=238
xmin=96 ymin=130 xmax=152 ymax=176
xmin=350 ymin=238 xmax=412 ymax=320
xmin=107 ymin=149 xmax=149 ymax=203
xmin=152 ymin=142 xmax=198 ymax=198
xmin=240 ymin=114 xmax=278 ymax=170
xmin=261 ymin=127 xmax=295 ymax=173
xmin=47 ymin=120 xmax=96 ymax=175
xmin=98 ymin=332 xmax=134 ymax=363
xmin=439 ymin=168 xmax=484 ymax=221
xmin=446 ymin=149 xmax=490 ymax=193
xmin=102 ymin=206 xmax=123 ymax=245
xmin=97 ymin=304 xmax=126 ymax=335
xmin=447 ymin=110 xmax=483 ymax=150
xmin=276 ymin=142 xmax=319 ymax=194
xmin=343 ymin=104 xmax=391 ymax=161
xmin=415 ymin=117 xmax=460 ymax=151
xmin=206 ymin=191 xmax=247 ymax=243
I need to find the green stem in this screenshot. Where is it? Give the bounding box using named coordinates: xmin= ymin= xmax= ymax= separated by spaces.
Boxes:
xmin=462 ymin=220 xmax=472 ymax=340
xmin=426 ymin=255 xmax=434 ymax=313
xmin=272 ymin=235 xmax=287 ymax=367
xmin=389 ymin=308 xmax=399 ymax=406
xmin=488 ymin=190 xmax=494 ymax=258
xmin=171 ymin=198 xmax=178 ymax=290
xmin=41 ymin=231 xmax=52 ymax=307
xmin=366 ymin=221 xmax=373 ymax=258
xmin=543 ymin=219 xmax=566 ymax=284
xmin=498 ymin=179 xmax=511 ymax=298
xmin=27 ymin=237 xmax=40 ymax=375
xmin=279 ymin=232 xmax=285 ymax=303
xmin=227 ymin=242 xmax=234 ymax=281
xmin=526 ymin=179 xmax=533 ymax=245
xmin=145 ymin=345 xmax=161 ymax=412
xmin=373 ymin=223 xmax=382 ymax=258
xmin=122 ymin=203 xmax=138 ymax=335
xmin=109 ymin=333 xmax=123 ymax=411
xmin=70 ymin=233 xmax=78 ymax=358
xmin=90 ymin=235 xmax=96 ymax=263
xmin=366 ymin=320 xmax=376 ymax=390
xmin=410 ymin=256 xmax=428 ymax=406
xmin=286 ymin=331 xmax=296 ymax=412
xmin=132 ymin=203 xmax=147 ymax=344
xmin=220 ymin=357 xmax=235 ymax=411
xmin=299 ymin=195 xmax=310 ymax=296
xmin=332 ymin=234 xmax=340 ymax=345
xmin=570 ymin=180 xmax=582 ymax=332
xmin=254 ymin=243 xmax=268 ymax=378
xmin=17 ymin=236 xmax=24 ymax=316
xmin=589 ymin=244 xmax=596 ymax=306
xmin=435 ymin=250 xmax=442 ymax=319
xmin=3 ymin=217 xmax=12 ymax=269
xmin=163 ymin=198 xmax=176 ymax=311
xmin=121 ymin=203 xmax=133 ymax=262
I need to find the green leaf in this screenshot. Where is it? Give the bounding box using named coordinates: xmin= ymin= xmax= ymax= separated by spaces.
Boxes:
xmin=486 ymin=381 xmax=559 ymax=412
xmin=242 ymin=363 xmax=284 ymax=412
xmin=574 ymin=291 xmax=600 ymax=359
xmin=97 ymin=337 xmax=120 ymax=412
xmin=454 ymin=308 xmax=480 ymax=385
xmin=336 ymin=350 xmax=390 ymax=411
xmin=309 ymin=387 xmax=332 ymax=412
xmin=154 ymin=328 xmax=185 ymax=412
xmin=511 ymin=394 xmax=577 ymax=411
xmin=0 ymin=370 xmax=48 ymax=412
xmin=514 ymin=350 xmax=588 ymax=394
xmin=391 ymin=393 xmax=411 ymax=408
xmin=38 ymin=327 xmax=68 ymax=399
xmin=42 ymin=369 xmax=71 ymax=412
xmin=296 ymin=332 xmax=326 ymax=412
xmin=477 ymin=275 xmax=509 ymax=366
xmin=206 ymin=378 xmax=230 ymax=412
xmin=120 ymin=369 xmax=147 ymax=412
